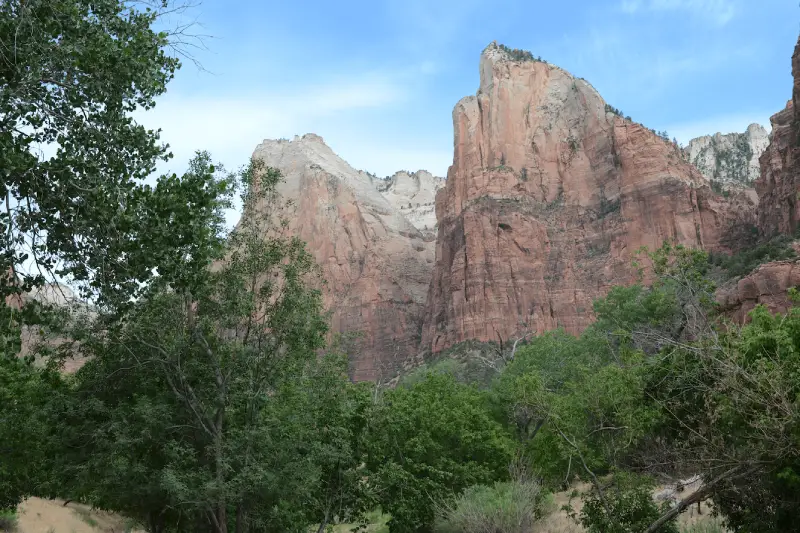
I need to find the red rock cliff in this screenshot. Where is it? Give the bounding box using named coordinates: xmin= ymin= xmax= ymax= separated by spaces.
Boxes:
xmin=757 ymin=36 xmax=800 ymax=238
xmin=252 ymin=134 xmax=434 ymax=381
xmin=421 ymin=43 xmax=749 ymax=354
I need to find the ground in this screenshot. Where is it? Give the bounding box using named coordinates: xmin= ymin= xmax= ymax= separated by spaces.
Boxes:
xmin=16 ymin=498 xmax=144 ymax=533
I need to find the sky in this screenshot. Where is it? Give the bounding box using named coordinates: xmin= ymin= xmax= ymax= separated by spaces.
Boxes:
xmin=140 ymin=0 xmax=800 ymax=182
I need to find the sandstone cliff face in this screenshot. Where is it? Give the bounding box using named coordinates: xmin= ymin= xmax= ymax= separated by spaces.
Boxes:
xmin=756 ymin=36 xmax=800 ymax=238
xmin=252 ymin=134 xmax=434 ymax=381
xmin=374 ymin=170 xmax=444 ymax=238
xmin=421 ymin=43 xmax=750 ymax=354
xmin=686 ymin=124 xmax=769 ymax=187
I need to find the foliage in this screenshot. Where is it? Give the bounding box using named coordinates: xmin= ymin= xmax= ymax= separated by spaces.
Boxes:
xmin=580 ymin=477 xmax=678 ymax=533
xmin=605 ymin=104 xmax=625 ymax=117
xmin=708 ymin=230 xmax=798 ymax=279
xmin=648 ymin=302 xmax=800 ymax=532
xmin=402 ymin=341 xmax=506 ymax=389
xmin=492 ymin=326 xmax=663 ymax=488
xmin=435 ymin=478 xmax=546 ymax=533
xmin=0 ymin=510 xmax=16 ymax=532
xmin=49 ymin=163 xmax=370 ymax=533
xmin=367 ymin=372 xmax=515 ymax=533
xmin=0 ymin=356 xmax=63 ymax=510
xmin=496 ymin=43 xmax=545 ymax=63
xmin=0 ymin=0 xmax=229 ymax=311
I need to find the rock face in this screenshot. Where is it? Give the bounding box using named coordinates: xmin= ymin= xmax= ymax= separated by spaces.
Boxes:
xmin=374 ymin=170 xmax=444 ymax=238
xmin=251 ymin=134 xmax=435 ymax=381
xmin=756 ymin=36 xmax=800 ymax=238
xmin=716 ymin=259 xmax=800 ymax=323
xmin=686 ymin=124 xmax=769 ymax=187
xmin=420 ymin=42 xmax=750 ymax=354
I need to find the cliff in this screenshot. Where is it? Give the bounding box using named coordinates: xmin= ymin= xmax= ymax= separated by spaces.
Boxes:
xmin=756 ymin=36 xmax=800 ymax=238
xmin=373 ymin=170 xmax=444 ymax=238
xmin=686 ymin=124 xmax=769 ymax=188
xmin=251 ymin=134 xmax=435 ymax=381
xmin=420 ymin=42 xmax=751 ymax=354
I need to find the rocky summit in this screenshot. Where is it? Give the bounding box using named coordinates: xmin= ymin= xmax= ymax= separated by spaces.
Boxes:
xmin=418 ymin=42 xmax=753 ymax=355
xmin=685 ymin=123 xmax=769 ymax=188
xmin=251 ymin=134 xmax=437 ymax=381
xmin=373 ymin=170 xmax=444 ymax=239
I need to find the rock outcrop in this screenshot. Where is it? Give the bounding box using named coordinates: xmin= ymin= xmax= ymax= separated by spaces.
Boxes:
xmin=374 ymin=170 xmax=444 ymax=238
xmin=716 ymin=259 xmax=800 ymax=323
xmin=420 ymin=42 xmax=750 ymax=354
xmin=686 ymin=124 xmax=769 ymax=188
xmin=756 ymin=36 xmax=800 ymax=238
xmin=251 ymin=134 xmax=435 ymax=381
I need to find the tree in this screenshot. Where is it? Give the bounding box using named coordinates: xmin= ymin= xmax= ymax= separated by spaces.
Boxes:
xmin=0 ymin=0 xmax=223 ymax=310
xmin=0 ymin=356 xmax=63 ymax=510
xmin=50 ymin=162 xmax=368 ymax=533
xmin=367 ymin=371 xmax=515 ymax=533
xmin=495 ymin=328 xmax=662 ymax=493
xmin=647 ymin=300 xmax=800 ymax=532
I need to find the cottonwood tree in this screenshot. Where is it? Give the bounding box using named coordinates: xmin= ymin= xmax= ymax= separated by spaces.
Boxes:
xmin=52 ymin=162 xmax=368 ymax=533
xmin=0 ymin=0 xmax=219 ymax=311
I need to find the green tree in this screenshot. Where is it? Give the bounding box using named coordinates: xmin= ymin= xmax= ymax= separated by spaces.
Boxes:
xmin=50 ymin=163 xmax=368 ymax=533
xmin=0 ymin=0 xmax=225 ymax=310
xmin=648 ymin=301 xmax=800 ymax=532
xmin=367 ymin=372 xmax=515 ymax=533
xmin=0 ymin=356 xmax=63 ymax=510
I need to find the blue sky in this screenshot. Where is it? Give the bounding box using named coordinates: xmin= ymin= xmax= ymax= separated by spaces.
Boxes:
xmin=141 ymin=0 xmax=800 ymax=180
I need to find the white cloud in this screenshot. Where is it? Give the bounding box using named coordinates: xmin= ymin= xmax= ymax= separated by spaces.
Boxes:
xmin=620 ymin=0 xmax=738 ymax=26
xmin=665 ymin=112 xmax=773 ymax=145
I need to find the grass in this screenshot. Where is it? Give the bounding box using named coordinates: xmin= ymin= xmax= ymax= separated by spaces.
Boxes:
xmin=72 ymin=507 xmax=99 ymax=528
xmin=0 ymin=510 xmax=17 ymax=532
xmin=435 ymin=479 xmax=546 ymax=533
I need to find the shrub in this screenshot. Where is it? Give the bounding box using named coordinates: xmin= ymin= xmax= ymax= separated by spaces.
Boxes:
xmin=580 ymin=482 xmax=678 ymax=533
xmin=436 ymin=479 xmax=546 ymax=533
xmin=0 ymin=510 xmax=17 ymax=532
xmin=708 ymin=232 xmax=798 ymax=279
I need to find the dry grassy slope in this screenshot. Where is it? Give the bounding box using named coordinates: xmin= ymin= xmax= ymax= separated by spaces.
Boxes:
xmin=17 ymin=498 xmax=144 ymax=533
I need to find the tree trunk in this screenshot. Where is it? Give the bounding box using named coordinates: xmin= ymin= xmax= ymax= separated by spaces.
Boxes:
xmin=235 ymin=503 xmax=247 ymax=533
xmin=316 ymin=505 xmax=331 ymax=533
xmin=216 ymin=506 xmax=228 ymax=533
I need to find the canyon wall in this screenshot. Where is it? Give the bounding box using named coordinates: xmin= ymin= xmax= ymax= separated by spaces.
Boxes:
xmin=756 ymin=37 xmax=800 ymax=238
xmin=717 ymin=34 xmax=800 ymax=323
xmin=420 ymin=43 xmax=750 ymax=354
xmin=252 ymin=135 xmax=436 ymax=381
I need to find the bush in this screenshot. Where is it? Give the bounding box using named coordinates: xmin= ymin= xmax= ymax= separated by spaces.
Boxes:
xmin=708 ymin=232 xmax=798 ymax=279
xmin=580 ymin=482 xmax=678 ymax=533
xmin=0 ymin=510 xmax=17 ymax=532
xmin=436 ymin=479 xmax=546 ymax=533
